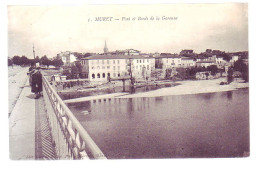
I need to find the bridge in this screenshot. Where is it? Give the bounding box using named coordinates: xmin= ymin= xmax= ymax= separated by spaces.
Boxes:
xmin=9 ymin=72 xmax=107 ymax=160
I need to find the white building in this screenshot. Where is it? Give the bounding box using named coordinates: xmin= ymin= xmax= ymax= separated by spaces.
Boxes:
xmin=155 ymin=55 xmax=182 ymax=70
xmin=196 ymin=61 xmax=216 ymax=68
xmin=80 ymin=55 xmax=155 ymax=82
xmin=58 ymin=51 xmax=77 ymax=66
xmin=181 ymin=57 xmax=196 ymax=68
xmin=113 ymin=49 xmax=141 ymax=56
xmin=230 ymin=55 xmax=239 ymax=64
xmin=215 ymin=56 xmax=227 ymax=68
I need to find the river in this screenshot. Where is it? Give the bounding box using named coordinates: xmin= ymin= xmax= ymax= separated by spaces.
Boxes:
xmin=67 ymin=88 xmax=249 ymax=159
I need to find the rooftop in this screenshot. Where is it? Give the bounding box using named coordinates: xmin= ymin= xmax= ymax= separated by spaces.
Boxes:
xmin=181 ymin=57 xmax=194 ymax=60
xmin=81 ymin=55 xmax=152 ymax=60
xmin=154 ymin=55 xmax=180 ymax=59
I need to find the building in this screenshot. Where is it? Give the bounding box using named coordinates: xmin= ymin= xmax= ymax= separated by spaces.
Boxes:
xmin=115 ymin=49 xmax=141 ymax=56
xmin=80 ymin=55 xmax=155 ymax=82
xmin=196 ymin=71 xmax=212 ymax=80
xmin=215 ymin=56 xmax=226 ymax=68
xmin=181 ymin=57 xmax=196 ymax=68
xmin=180 ymin=49 xmax=193 ymax=55
xmin=230 ymin=55 xmax=239 ymax=64
xmin=57 ymin=51 xmax=77 ymax=66
xmin=196 ymin=56 xmax=210 ymax=62
xmin=196 ymin=61 xmax=216 ymax=68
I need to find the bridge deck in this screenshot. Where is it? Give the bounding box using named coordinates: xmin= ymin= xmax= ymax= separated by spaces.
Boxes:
xmin=9 ymin=78 xmax=56 ymax=160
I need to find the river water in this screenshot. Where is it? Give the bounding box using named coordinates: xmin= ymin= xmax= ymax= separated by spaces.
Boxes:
xmin=67 ymin=88 xmax=249 ymax=159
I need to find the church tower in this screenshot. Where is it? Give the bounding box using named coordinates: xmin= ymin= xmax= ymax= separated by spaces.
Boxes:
xmin=104 ymin=40 xmax=108 ymax=54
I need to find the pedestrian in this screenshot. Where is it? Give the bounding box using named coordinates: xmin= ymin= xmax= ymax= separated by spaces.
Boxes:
xmin=31 ymin=67 xmax=43 ymax=99
xmin=28 ymin=64 xmax=36 ymax=86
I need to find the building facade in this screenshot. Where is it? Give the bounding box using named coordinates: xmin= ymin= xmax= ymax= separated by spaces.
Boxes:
xmin=181 ymin=57 xmax=196 ymax=68
xmin=57 ymin=51 xmax=77 ymax=66
xmin=80 ymin=55 xmax=155 ymax=82
xmin=196 ymin=61 xmax=216 ymax=68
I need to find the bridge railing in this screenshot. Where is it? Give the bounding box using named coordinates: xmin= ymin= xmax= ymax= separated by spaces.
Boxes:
xmin=42 ymin=75 xmax=107 ymax=160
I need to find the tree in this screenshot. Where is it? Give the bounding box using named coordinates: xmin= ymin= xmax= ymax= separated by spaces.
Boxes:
xmin=165 ymin=68 xmax=173 ymax=79
xmin=75 ymin=61 xmax=82 ymax=73
xmin=188 ymin=67 xmax=198 ymax=77
xmin=8 ymin=58 xmax=13 ymax=66
xmin=51 ymin=58 xmax=63 ymax=67
xmin=227 ymin=67 xmax=233 ymax=84
xmin=40 ymin=55 xmax=51 ymax=67
xmin=207 ymin=65 xmax=218 ymax=75
xmin=12 ymin=56 xmax=21 ymax=65
xmin=233 ymin=59 xmax=248 ymax=82
xmin=221 ymin=53 xmax=231 ymax=62
xmin=83 ymin=53 xmax=92 ymax=58
xmin=20 ymin=56 xmax=30 ymax=65
xmin=151 ymin=69 xmax=163 ymax=80
xmin=127 ymin=59 xmax=135 ymax=86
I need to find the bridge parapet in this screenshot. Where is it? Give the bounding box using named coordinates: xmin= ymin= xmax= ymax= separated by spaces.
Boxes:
xmin=42 ymin=75 xmax=106 ymax=159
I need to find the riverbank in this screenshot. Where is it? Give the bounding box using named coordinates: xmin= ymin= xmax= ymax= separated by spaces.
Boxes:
xmin=62 ymin=77 xmax=248 ymax=103
xmin=116 ymin=78 xmax=249 ymax=98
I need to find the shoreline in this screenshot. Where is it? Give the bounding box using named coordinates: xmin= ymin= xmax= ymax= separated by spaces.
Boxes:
xmin=116 ymin=78 xmax=249 ymax=99
xmin=62 ymin=77 xmax=248 ymax=103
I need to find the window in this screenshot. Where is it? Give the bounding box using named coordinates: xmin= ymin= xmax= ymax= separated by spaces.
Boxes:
xmin=118 ymin=73 xmax=120 ymax=77
xmin=113 ymin=73 xmax=116 ymax=77
xmin=92 ymin=66 xmax=95 ymax=69
xmin=107 ymin=66 xmax=110 ymax=69
xmin=107 ymin=73 xmax=110 ymax=78
xmin=102 ymin=73 xmax=105 ymax=78
xmin=107 ymin=60 xmax=109 ymax=64
xmin=147 ymin=65 xmax=149 ymax=70
xmin=102 ymin=60 xmax=104 ymax=64
xmin=118 ymin=60 xmax=120 ymax=64
xmin=147 ymin=59 xmax=149 ymax=62
xmin=118 ymin=66 xmax=120 ymax=70
xmin=113 ymin=60 xmax=115 ymax=64
xmin=92 ymin=74 xmax=95 ymax=79
xmin=97 ymin=73 xmax=100 ymax=78
xmin=102 ymin=66 xmax=105 ymax=69
xmin=97 ymin=66 xmax=100 ymax=69
xmin=137 ymin=60 xmax=139 ymax=63
xmin=140 ymin=60 xmax=142 ymax=63
xmin=113 ymin=66 xmax=116 ymax=70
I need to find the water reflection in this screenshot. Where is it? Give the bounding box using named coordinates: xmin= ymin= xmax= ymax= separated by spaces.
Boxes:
xmin=227 ymin=91 xmax=233 ymax=100
xmin=220 ymin=91 xmax=233 ymax=100
xmin=199 ymin=92 xmax=215 ymax=100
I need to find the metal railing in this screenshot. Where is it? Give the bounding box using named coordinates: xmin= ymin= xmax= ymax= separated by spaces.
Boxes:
xmin=42 ymin=75 xmax=107 ymax=160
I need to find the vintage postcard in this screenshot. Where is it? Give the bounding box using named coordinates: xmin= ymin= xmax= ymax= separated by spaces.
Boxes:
xmin=8 ymin=3 xmax=249 ymax=161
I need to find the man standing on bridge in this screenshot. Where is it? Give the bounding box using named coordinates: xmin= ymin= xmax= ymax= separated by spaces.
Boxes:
xmin=31 ymin=67 xmax=43 ymax=99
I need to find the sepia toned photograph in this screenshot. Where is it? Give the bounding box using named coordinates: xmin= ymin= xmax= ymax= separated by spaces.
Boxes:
xmin=8 ymin=3 xmax=249 ymax=160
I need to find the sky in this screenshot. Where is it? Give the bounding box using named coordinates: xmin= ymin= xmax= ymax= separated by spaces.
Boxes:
xmin=8 ymin=3 xmax=248 ymax=59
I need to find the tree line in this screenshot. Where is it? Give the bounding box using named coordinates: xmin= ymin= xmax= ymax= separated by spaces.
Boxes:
xmin=8 ymin=55 xmax=63 ymax=67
